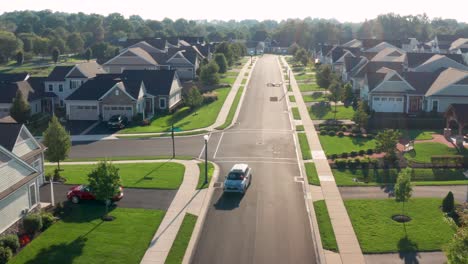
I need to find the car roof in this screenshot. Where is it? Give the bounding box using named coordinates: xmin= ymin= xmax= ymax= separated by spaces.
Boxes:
xmin=231 ymin=163 xmax=248 ymax=172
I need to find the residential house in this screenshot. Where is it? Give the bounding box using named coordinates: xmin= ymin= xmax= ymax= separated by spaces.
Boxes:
xmin=0 ymin=73 xmax=49 ymax=118
xmin=65 ymin=70 xmax=182 ymax=121
xmin=0 ymin=121 xmax=46 ymax=234
xmin=449 ymin=38 xmax=468 ymax=65
xmin=405 ymin=52 xmax=465 ymax=71
xmin=44 ymin=61 xmax=106 ymax=108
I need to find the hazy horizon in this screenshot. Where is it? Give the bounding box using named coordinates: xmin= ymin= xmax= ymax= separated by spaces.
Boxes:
xmin=1 ymin=0 xmax=468 ymax=23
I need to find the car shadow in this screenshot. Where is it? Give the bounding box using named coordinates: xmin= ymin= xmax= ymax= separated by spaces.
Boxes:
xmin=213 ymin=192 xmax=245 ymax=210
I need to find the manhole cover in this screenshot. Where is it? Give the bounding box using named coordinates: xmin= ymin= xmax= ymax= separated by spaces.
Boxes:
xmin=213 ymin=182 xmax=223 ymax=188
xmin=270 ymin=97 xmax=278 ymax=101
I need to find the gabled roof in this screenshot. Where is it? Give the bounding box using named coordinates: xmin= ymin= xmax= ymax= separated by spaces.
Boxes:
xmin=371 ymin=48 xmax=406 ymax=63
xmin=426 ymin=67 xmax=468 ymax=96
xmin=0 ymin=123 xmax=22 ymax=151
xmin=403 ymin=71 xmax=441 ymax=94
xmin=121 ymin=69 xmax=177 ymax=96
xmin=344 ymin=56 xmax=362 ymax=72
xmin=414 ymin=54 xmax=468 ymax=72
xmin=66 ymin=79 xmax=121 ymax=101
xmin=360 ymin=39 xmax=402 ymax=49
xmin=66 ymin=61 xmax=106 ymax=79
xmin=0 ymin=116 xmax=17 ymax=124
xmin=366 ymin=42 xmax=402 ymax=53
xmin=0 ymin=73 xmax=29 ymax=83
xmin=46 ymin=66 xmax=74 ymax=81
xmin=0 ymin=77 xmax=44 ymax=104
xmin=342 ymin=39 xmax=362 ymax=48
xmin=104 ymin=47 xmax=158 ymax=66
xmin=449 ymin=38 xmax=468 ymax=51
xmin=127 ymin=41 xmax=165 ymax=54
xmin=366 ymin=72 xmax=387 ymax=91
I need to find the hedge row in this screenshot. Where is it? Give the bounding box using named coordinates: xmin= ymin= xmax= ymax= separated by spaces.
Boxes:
xmin=327 ymin=149 xmax=376 ymax=160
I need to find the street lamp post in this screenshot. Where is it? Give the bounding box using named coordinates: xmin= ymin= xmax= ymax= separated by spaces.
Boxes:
xmin=250 ymin=54 xmax=253 ymax=66
xmin=204 ymin=135 xmax=209 ymax=184
xmin=463 ymin=170 xmax=468 ymax=203
xmin=171 ymin=123 xmax=175 ymax=158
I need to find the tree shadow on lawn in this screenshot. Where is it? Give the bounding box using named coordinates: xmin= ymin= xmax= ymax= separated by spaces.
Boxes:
xmin=59 ymin=201 xmax=117 ymax=223
xmin=133 ymin=161 xmax=171 ymax=184
xmin=310 ymin=103 xmax=331 ymax=119
xmin=398 ymin=237 xmax=420 ymax=264
xmin=351 ymin=137 xmax=370 ymax=147
xmin=24 ymin=236 xmax=87 ymax=264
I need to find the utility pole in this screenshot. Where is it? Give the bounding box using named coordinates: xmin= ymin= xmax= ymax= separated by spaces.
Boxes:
xmin=171 ymin=123 xmax=175 ymax=158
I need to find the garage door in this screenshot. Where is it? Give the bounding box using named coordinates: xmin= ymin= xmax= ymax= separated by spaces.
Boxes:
xmin=102 ymin=105 xmax=133 ymax=121
xmin=372 ymin=96 xmax=404 ymax=113
xmin=68 ymin=104 xmax=98 ymax=120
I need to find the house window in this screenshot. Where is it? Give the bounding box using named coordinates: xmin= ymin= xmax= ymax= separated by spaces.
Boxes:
xmin=70 ymin=80 xmax=81 ymax=89
xmin=60 ymin=100 xmax=64 ymax=107
xmin=432 ymin=100 xmax=439 ymax=112
xmin=159 ymin=98 xmax=167 ymax=109
xmin=59 ymin=84 xmax=63 ymax=92
xmin=125 ymin=107 xmax=132 ymax=110
xmin=373 ymin=97 xmax=380 ymax=101
xmin=389 ymin=98 xmax=395 ymax=101
xmin=396 ymin=98 xmax=403 ymax=101
xmin=381 ymin=97 xmax=388 ymax=101
xmin=48 ymin=84 xmax=53 ymax=92
xmin=115 ymin=90 xmax=120 ymax=96
xmin=91 ymin=106 xmax=97 ymax=110
xmin=29 ymin=183 xmax=37 ymax=207
xmin=32 ymin=159 xmax=42 ymax=172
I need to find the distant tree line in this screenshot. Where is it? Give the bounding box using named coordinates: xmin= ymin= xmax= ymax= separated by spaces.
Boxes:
xmin=1 ymin=11 xmax=467 ymax=64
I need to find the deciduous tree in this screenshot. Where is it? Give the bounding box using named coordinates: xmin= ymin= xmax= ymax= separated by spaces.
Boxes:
xmin=200 ymin=61 xmax=220 ymax=86
xmin=51 ymin=47 xmax=60 ymax=63
xmin=214 ymin=53 xmax=228 ymax=73
xmin=9 ymin=90 xmax=30 ymax=123
xmin=88 ymin=161 xmax=121 ymax=216
xmin=375 ymin=129 xmax=401 ymax=161
xmin=43 ymin=115 xmax=71 ymax=171
xmin=394 ymin=168 xmax=413 ymax=216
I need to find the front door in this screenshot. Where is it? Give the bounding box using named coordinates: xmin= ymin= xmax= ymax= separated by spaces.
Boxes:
xmin=145 ymin=98 xmax=153 ymax=116
xmin=409 ymin=97 xmax=422 ymax=113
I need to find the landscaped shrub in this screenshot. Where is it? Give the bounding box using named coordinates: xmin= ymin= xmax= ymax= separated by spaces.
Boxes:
xmin=351 ymin=127 xmax=360 ymax=133
xmin=23 ymin=214 xmax=43 ymax=235
xmin=330 ymin=154 xmax=338 ymax=160
xmin=358 ymin=150 xmax=366 ymax=156
xmin=320 ymin=130 xmax=327 ymax=135
xmin=202 ymin=91 xmax=219 ymax=104
xmin=335 ymin=159 xmax=347 ymax=169
xmin=360 ymin=159 xmax=370 ymax=169
xmin=341 ymin=152 xmax=348 ymax=158
xmin=341 ymin=126 xmax=347 ymax=132
xmin=366 ymin=149 xmax=374 ymax=155
xmin=328 ymin=131 xmax=336 ymax=136
xmin=354 ymin=158 xmax=361 ymax=166
xmin=0 ymin=246 xmax=12 ymax=264
xmin=350 ymin=151 xmax=358 ymax=157
xmin=442 ymin=191 xmax=455 ymax=213
xmin=41 ymin=212 xmax=55 ymax=231
xmin=132 ymin=113 xmax=143 ymax=123
xmin=347 ymin=159 xmax=357 ymax=170
xmin=355 ymin=133 xmax=363 ymax=138
xmin=0 ymin=235 xmax=19 ymax=253
xmin=337 ymin=132 xmax=344 ymax=137
xmin=366 ymin=134 xmax=374 ymax=139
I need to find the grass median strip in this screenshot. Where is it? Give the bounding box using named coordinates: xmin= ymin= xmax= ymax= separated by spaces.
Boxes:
xmin=53 ymin=156 xmax=193 ymax=162
xmin=10 ymin=204 xmax=165 ymax=264
xmin=296 ymin=125 xmax=304 ymax=131
xmin=289 ymin=95 xmax=296 ymax=102
xmin=116 ymin=130 xmax=209 ymax=139
xmin=215 ymin=86 xmax=245 ymax=130
xmin=345 ymin=198 xmax=454 ymax=253
xmin=297 ymin=133 xmax=312 ymax=160
xmin=46 ymin=162 xmax=186 ymax=189
xmin=197 ymin=162 xmax=215 ymax=189
xmin=165 ymin=213 xmax=198 ymax=264
xmin=305 ymin=163 xmax=320 ymax=185
xmin=292 ymin=107 xmax=301 ymax=120
xmin=313 ymin=200 xmax=338 ymax=252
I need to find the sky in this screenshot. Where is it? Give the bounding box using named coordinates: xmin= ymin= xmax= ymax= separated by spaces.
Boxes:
xmin=1 ymin=0 xmax=468 ymax=23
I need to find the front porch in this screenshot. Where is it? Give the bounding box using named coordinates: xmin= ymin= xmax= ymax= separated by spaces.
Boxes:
xmin=444 ymin=104 xmax=468 ymax=148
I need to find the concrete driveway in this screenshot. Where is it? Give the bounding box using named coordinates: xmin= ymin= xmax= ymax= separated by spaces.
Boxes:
xmin=40 ymin=182 xmax=177 ymax=210
xmin=64 ymin=120 xmax=97 ymax=135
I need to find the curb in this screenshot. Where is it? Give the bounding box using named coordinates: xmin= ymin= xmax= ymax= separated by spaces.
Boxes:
xmin=182 ymin=161 xmax=220 ymax=264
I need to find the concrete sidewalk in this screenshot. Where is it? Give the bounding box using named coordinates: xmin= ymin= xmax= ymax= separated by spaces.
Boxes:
xmin=47 ymin=58 xmax=257 ymax=143
xmin=282 ymin=57 xmax=365 ymax=264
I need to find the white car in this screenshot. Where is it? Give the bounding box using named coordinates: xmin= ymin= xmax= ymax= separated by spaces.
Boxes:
xmin=223 ymin=164 xmax=252 ymax=194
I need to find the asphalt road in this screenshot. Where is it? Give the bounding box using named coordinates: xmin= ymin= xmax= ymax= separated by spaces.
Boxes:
xmin=40 ymin=183 xmax=177 ymax=210
xmin=191 ymin=55 xmax=317 ymax=263
xmin=339 ymin=185 xmax=467 ymax=202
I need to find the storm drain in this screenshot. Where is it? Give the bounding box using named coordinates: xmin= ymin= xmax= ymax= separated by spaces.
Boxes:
xmin=213 ymin=182 xmax=223 ymax=188
xmin=270 ymin=97 xmax=278 ymax=102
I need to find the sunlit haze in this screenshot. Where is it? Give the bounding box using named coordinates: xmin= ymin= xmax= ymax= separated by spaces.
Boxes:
xmin=1 ymin=0 xmax=468 ymax=22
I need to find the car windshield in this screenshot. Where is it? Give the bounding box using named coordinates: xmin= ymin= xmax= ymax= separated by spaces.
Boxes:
xmin=109 ymin=115 xmax=120 ymax=122
xmin=227 ymin=171 xmax=244 ymax=180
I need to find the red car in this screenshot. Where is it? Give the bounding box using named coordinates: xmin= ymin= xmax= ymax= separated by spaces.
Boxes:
xmin=67 ymin=185 xmax=124 ymax=204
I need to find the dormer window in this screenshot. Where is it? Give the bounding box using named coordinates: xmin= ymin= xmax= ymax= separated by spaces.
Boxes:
xmin=115 ymin=90 xmax=119 ymax=96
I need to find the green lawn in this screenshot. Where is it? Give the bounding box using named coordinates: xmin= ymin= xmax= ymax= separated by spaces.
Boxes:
xmin=289 ymin=95 xmax=296 ymax=102
xmin=400 ymin=130 xmax=437 ymax=140
xmin=53 ymin=156 xmax=193 ymax=162
xmin=309 ymin=105 xmax=355 ymax=120
xmin=319 ymin=135 xmax=376 ymax=155
xmin=296 ymin=125 xmax=304 ymax=131
xmin=305 ymin=163 xmax=320 ymax=185
xmin=0 ymin=58 xmax=87 ymax=76
xmin=116 ymin=130 xmax=209 ymax=139
xmin=46 ymin=162 xmax=185 ymax=189
xmin=216 ymin=86 xmax=244 ymax=130
xmin=302 ymin=92 xmax=327 ymax=102
xmin=294 ymin=73 xmax=315 ymax=81
xmin=165 ymin=213 xmax=197 ymax=264
xmin=292 ymin=107 xmax=301 ymax=120
xmin=120 ymin=88 xmax=230 ymax=133
xmin=241 ymin=78 xmax=247 ymax=85
xmin=313 ymin=200 xmax=338 ymax=251
xmin=345 ymin=198 xmax=454 ymax=253
xmin=298 ymin=133 xmax=312 ymax=160
xmin=404 ymin=142 xmax=464 ymax=163
xmin=333 ymin=168 xmax=468 ymax=186
xmin=197 ymin=162 xmax=215 ymax=189
xmin=10 ymin=204 xmax=165 ymax=264
xmin=219 ymin=76 xmax=236 ymax=85
xmin=299 ymin=83 xmax=325 ymax=92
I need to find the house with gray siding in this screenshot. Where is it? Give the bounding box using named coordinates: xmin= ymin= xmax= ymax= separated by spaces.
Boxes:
xmin=0 ymin=121 xmax=45 ymax=234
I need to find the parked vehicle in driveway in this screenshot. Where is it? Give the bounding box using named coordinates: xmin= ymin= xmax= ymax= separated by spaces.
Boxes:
xmin=223 ymin=164 xmax=252 ymax=194
xmin=107 ymin=115 xmax=128 ymax=129
xmin=67 ymin=185 xmax=124 ymax=203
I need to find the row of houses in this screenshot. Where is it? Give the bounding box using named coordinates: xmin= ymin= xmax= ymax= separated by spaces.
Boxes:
xmin=316 ymin=35 xmax=468 ymax=114
xmin=0 ymin=37 xmax=214 ymax=122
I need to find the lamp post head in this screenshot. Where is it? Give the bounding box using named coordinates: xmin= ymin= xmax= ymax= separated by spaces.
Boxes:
xmin=204 ymin=135 xmax=209 ymax=142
